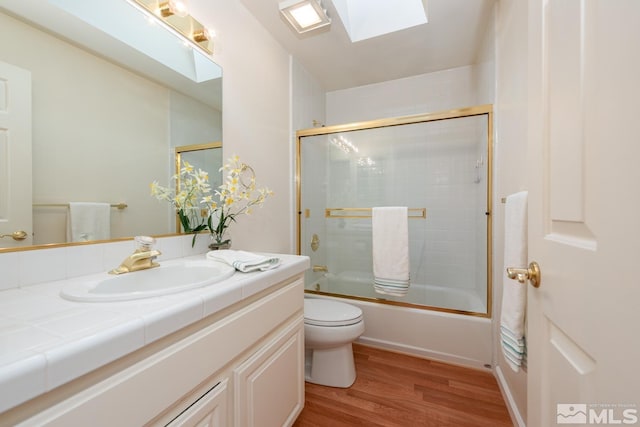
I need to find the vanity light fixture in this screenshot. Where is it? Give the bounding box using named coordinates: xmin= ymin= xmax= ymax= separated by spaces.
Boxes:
xmin=131 ymin=0 xmax=213 ymax=54
xmin=192 ymin=27 xmax=211 ymax=43
xmin=158 ymin=0 xmax=189 ymax=18
xmin=279 ymin=0 xmax=331 ymax=34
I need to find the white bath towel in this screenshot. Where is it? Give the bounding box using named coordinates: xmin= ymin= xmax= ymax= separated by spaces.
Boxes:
xmin=500 ymin=191 xmax=528 ymax=372
xmin=206 ymin=250 xmax=280 ymax=272
xmin=66 ymin=202 xmax=111 ymax=242
xmin=372 ymin=207 xmax=410 ymax=296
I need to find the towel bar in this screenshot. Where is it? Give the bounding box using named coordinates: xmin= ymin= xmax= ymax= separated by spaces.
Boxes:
xmin=33 ymin=202 xmax=128 ymax=210
xmin=324 ymin=207 xmax=426 ymax=219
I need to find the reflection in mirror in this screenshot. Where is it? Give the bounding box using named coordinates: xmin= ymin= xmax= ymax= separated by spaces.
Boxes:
xmin=174 ymin=142 xmax=223 ymax=233
xmin=0 ymin=1 xmax=222 ymax=252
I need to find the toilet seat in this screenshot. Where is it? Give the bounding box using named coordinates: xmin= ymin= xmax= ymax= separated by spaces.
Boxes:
xmin=304 ymin=299 xmax=363 ymax=327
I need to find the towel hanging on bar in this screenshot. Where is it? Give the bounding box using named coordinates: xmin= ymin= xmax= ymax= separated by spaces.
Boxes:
xmin=66 ymin=202 xmax=111 ymax=242
xmin=372 ymin=207 xmax=410 ymax=297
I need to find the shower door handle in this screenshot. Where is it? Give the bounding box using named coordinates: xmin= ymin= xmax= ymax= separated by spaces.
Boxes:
xmin=506 ymin=261 xmax=541 ymax=288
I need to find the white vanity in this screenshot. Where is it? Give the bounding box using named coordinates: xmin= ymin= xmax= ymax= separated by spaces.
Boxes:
xmin=0 ymin=249 xmax=309 ymax=426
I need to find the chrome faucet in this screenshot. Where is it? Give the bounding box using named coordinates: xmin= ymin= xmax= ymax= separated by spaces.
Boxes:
xmin=109 ymin=236 xmax=161 ymax=275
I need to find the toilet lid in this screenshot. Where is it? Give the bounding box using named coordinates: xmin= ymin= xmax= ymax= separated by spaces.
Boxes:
xmin=304 ymin=299 xmax=363 ymax=327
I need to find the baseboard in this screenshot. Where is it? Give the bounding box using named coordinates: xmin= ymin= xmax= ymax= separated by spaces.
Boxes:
xmin=356 ymin=337 xmax=491 ymax=371
xmin=495 ymin=365 xmax=526 ymax=427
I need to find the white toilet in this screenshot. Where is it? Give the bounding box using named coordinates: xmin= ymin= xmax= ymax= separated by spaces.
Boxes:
xmin=304 ymin=298 xmax=365 ymax=388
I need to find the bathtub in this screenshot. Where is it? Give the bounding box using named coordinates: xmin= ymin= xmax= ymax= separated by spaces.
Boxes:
xmin=306 ymin=272 xmax=493 ymax=369
xmin=315 ymin=271 xmax=487 ymax=313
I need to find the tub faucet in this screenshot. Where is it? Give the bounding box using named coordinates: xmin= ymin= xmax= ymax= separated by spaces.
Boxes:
xmin=109 ymin=236 xmax=161 ymax=275
xmin=312 ymin=265 xmax=328 ymax=273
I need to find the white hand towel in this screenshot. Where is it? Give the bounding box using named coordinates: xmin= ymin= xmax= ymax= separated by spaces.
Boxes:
xmin=372 ymin=207 xmax=410 ymax=297
xmin=206 ymin=250 xmax=280 ymax=273
xmin=66 ymin=202 xmax=111 ymax=242
xmin=500 ymin=191 xmax=528 ymax=372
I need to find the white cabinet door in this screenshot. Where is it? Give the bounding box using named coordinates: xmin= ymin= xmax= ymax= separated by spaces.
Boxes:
xmin=166 ymin=379 xmax=228 ymax=427
xmin=234 ymin=319 xmax=304 ymax=427
xmin=0 ymin=60 xmax=32 ymax=248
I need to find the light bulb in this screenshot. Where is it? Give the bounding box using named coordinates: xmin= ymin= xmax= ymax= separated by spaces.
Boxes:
xmin=159 ymin=0 xmax=189 ymax=18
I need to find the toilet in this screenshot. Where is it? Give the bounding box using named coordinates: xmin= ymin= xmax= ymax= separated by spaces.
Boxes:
xmin=304 ymin=298 xmax=365 ymax=388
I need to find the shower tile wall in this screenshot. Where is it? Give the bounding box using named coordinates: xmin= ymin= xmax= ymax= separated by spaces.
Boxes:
xmin=318 ymin=64 xmax=493 ymax=309
xmin=324 ymin=117 xmax=486 ymax=294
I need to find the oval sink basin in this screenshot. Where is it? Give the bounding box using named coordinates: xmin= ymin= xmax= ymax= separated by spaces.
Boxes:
xmin=60 ymin=260 xmax=235 ymax=302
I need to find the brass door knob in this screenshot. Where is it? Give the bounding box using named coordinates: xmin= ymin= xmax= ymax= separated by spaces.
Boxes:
xmin=506 ymin=261 xmax=541 ymax=288
xmin=0 ymin=230 xmax=28 ymax=241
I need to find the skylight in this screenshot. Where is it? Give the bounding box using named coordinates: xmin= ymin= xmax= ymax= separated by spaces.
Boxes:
xmin=331 ymin=0 xmax=428 ymax=42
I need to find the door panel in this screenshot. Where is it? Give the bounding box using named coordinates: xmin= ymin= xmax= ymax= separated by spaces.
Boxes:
xmin=528 ymin=1 xmax=640 ymax=426
xmin=0 ymin=60 xmax=32 ymax=248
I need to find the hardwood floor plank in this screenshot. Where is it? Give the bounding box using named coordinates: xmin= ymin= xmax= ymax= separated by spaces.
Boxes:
xmin=294 ymin=344 xmax=514 ymax=426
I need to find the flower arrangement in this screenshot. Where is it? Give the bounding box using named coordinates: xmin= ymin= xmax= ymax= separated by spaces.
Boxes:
xmin=150 ymin=156 xmax=272 ymax=248
xmin=209 ymin=155 xmax=274 ymax=247
xmin=150 ymin=160 xmax=212 ymax=246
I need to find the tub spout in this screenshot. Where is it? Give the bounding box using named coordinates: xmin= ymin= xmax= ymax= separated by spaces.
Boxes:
xmin=312 ymin=265 xmax=328 ymax=273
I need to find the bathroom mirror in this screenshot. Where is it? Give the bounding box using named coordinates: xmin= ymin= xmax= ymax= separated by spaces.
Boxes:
xmin=0 ymin=1 xmax=222 ymax=251
xmin=174 ymin=142 xmax=223 ymax=233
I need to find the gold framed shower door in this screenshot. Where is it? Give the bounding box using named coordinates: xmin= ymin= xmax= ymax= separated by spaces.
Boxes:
xmin=295 ymin=104 xmax=494 ymax=318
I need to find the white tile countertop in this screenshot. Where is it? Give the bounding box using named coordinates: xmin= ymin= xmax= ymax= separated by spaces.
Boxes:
xmin=0 ymin=252 xmax=309 ymax=413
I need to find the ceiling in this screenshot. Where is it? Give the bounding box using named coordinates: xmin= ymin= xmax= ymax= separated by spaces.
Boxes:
xmin=239 ymin=0 xmax=496 ymax=91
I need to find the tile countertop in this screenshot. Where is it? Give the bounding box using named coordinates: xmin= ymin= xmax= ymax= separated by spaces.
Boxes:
xmin=0 ymin=253 xmax=310 ymax=414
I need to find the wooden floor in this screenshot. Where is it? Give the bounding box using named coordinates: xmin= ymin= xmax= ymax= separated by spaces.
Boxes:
xmin=293 ymin=344 xmax=513 ymax=427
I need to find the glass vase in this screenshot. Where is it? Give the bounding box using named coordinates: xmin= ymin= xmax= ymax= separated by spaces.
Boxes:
xmin=208 ymin=232 xmax=231 ymax=251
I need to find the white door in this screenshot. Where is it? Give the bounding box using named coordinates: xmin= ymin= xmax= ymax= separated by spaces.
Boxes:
xmin=527 ymin=1 xmax=640 ymax=426
xmin=0 ymin=61 xmax=32 ymax=248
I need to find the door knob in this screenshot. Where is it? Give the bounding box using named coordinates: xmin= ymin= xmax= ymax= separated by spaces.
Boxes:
xmin=506 ymin=261 xmax=541 ymax=288
xmin=0 ymin=230 xmax=28 ymax=241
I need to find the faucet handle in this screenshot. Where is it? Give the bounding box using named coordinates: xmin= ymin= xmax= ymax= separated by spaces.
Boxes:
xmin=135 ymin=235 xmax=156 ymax=250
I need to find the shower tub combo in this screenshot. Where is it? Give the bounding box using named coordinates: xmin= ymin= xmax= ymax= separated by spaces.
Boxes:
xmin=297 ymin=105 xmax=494 ymax=369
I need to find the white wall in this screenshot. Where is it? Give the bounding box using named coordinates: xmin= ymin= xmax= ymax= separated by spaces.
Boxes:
xmin=169 ymin=90 xmax=222 ymax=148
xmin=326 ymin=64 xmax=484 ymax=125
xmin=493 ymin=0 xmax=528 ymax=425
xmin=190 ymin=0 xmax=293 ymax=253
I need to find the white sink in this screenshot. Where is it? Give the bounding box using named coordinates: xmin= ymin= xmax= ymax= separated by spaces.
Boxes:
xmin=60 ymin=260 xmax=235 ymax=302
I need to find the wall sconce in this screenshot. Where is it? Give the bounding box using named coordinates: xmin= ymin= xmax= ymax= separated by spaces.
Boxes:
xmin=132 ymin=0 xmax=213 ymax=54
xmin=279 ymin=0 xmax=331 ymax=34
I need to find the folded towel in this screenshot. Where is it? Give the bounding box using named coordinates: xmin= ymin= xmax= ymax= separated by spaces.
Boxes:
xmin=206 ymin=250 xmax=280 ymax=272
xmin=372 ymin=207 xmax=410 ymax=297
xmin=500 ymin=191 xmax=528 ymax=372
xmin=66 ymin=202 xmax=111 ymax=242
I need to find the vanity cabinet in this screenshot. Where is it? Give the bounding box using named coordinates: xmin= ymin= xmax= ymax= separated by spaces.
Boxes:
xmin=166 ymin=379 xmax=228 ymax=427
xmin=233 ymin=319 xmax=304 ymax=426
xmin=5 ymin=275 xmax=305 ymax=427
